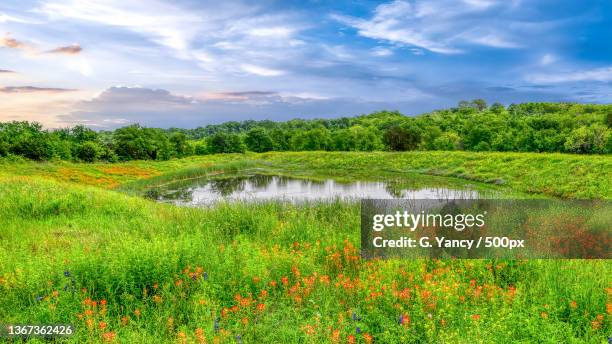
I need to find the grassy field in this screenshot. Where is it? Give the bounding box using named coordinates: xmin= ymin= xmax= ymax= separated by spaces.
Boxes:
xmin=0 ymin=151 xmax=610 ymax=343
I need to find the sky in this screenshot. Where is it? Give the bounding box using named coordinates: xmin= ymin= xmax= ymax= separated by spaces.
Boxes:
xmin=1 ymin=0 xmax=611 ymax=129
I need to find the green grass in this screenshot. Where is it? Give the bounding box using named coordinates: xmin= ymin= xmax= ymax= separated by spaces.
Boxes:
xmin=2 ymin=151 xmax=610 ymax=198
xmin=0 ymin=151 xmax=610 ymax=343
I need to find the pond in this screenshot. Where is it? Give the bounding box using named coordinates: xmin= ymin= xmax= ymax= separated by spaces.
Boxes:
xmin=147 ymin=174 xmax=479 ymax=206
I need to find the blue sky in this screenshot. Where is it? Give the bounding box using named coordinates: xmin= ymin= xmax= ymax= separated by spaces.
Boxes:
xmin=0 ymin=0 xmax=611 ymax=128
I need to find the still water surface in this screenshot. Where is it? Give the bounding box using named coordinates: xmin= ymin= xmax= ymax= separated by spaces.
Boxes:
xmin=149 ymin=174 xmax=479 ymax=206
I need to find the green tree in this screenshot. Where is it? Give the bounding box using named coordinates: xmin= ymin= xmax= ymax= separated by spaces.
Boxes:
xmin=244 ymin=128 xmax=274 ymax=152
xmin=291 ymin=128 xmax=332 ymax=151
xmin=169 ymin=132 xmax=192 ymax=157
xmin=432 ymin=132 xmax=461 ymax=150
xmin=383 ymin=125 xmax=421 ymax=151
xmin=76 ymin=141 xmax=104 ymax=162
xmin=207 ymin=132 xmax=246 ymax=154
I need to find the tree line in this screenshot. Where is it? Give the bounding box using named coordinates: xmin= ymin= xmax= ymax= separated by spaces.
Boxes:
xmin=1 ymin=100 xmax=611 ymax=162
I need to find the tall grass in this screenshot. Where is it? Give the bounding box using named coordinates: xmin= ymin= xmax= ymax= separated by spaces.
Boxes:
xmin=0 ymin=174 xmax=609 ymax=343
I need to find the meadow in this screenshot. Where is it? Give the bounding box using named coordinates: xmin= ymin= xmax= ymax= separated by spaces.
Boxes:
xmin=0 ymin=151 xmax=610 ymax=343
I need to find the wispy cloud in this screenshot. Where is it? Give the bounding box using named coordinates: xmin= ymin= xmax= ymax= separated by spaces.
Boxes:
xmin=527 ymin=67 xmax=612 ymax=83
xmin=0 ymin=86 xmax=77 ymax=93
xmin=0 ymin=69 xmax=16 ymax=73
xmin=240 ymin=64 xmax=286 ymax=77
xmin=1 ymin=33 xmax=29 ymax=50
xmin=332 ymin=0 xmax=536 ymax=54
xmin=1 ymin=32 xmax=82 ymax=57
xmin=35 ymin=0 xmax=204 ymax=52
xmin=47 ymin=44 xmax=82 ymax=55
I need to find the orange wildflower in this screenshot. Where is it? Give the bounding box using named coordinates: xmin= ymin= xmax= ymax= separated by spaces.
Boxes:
xmin=177 ymin=331 xmax=187 ymax=344
xmin=331 ymin=329 xmax=341 ymax=343
xmin=102 ymin=332 xmax=116 ymax=342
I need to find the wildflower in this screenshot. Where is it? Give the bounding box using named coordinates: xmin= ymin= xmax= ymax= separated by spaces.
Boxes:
xmin=347 ymin=334 xmax=355 ymax=344
xmin=203 ymin=272 xmax=209 ymax=281
xmin=52 ymin=290 xmax=59 ymax=298
xmin=191 ymin=273 xmax=198 ymax=281
xmin=471 ymin=314 xmax=481 ymax=321
xmin=86 ymin=318 xmax=94 ymax=330
xmin=540 ymin=312 xmax=548 ymax=319
xmin=236 ymin=335 xmax=242 ymax=344
xmin=100 ymin=299 xmax=107 ymax=306
xmin=356 ymin=327 xmax=360 ymax=334
xmin=98 ymin=321 xmax=107 ymax=330
xmin=134 ymin=309 xmax=141 ymax=317
xmin=195 ymin=328 xmax=205 ymax=343
xmin=64 ymin=271 xmax=71 ymax=277
xmin=399 ymin=314 xmax=410 ymax=326
xmin=302 ymin=325 xmax=316 ymax=335
xmin=607 ymin=303 xmax=612 ymax=315
xmin=363 ymin=333 xmax=373 ymax=344
xmin=36 ymin=296 xmax=43 ymax=302
xmin=214 ymin=317 xmax=220 ymax=332
xmin=331 ymin=329 xmax=340 ymax=342
xmin=177 ymin=332 xmax=187 ymax=344
xmin=569 ymin=300 xmax=577 ymax=309
xmin=101 ymin=331 xmax=116 ymax=342
xmin=167 ymin=317 xmax=174 ymax=329
xmin=121 ymin=316 xmax=129 ymax=326
xmin=256 ymin=303 xmax=266 ymax=312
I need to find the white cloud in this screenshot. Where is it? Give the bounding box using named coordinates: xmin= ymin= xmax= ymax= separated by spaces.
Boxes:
xmin=240 ymin=64 xmax=286 ymax=77
xmin=0 ymin=12 xmax=34 ymax=23
xmin=34 ymin=0 xmax=307 ymax=79
xmin=332 ymin=0 xmax=531 ymax=54
xmin=540 ymin=53 xmax=556 ymax=65
xmin=527 ymin=67 xmax=612 ymax=83
xmin=36 ymin=0 xmax=204 ymax=51
xmin=371 ymin=47 xmax=393 ymax=57
xmin=58 ymin=86 xmax=438 ymax=128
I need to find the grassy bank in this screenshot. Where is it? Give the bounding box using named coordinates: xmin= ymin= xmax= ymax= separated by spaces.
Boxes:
xmin=2 ymin=151 xmax=611 ymax=198
xmin=0 ymin=176 xmax=610 ymax=343
xmin=0 ymin=151 xmax=610 ymax=342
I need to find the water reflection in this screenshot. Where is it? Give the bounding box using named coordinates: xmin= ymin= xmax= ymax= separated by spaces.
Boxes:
xmin=149 ymin=174 xmax=479 ymax=206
